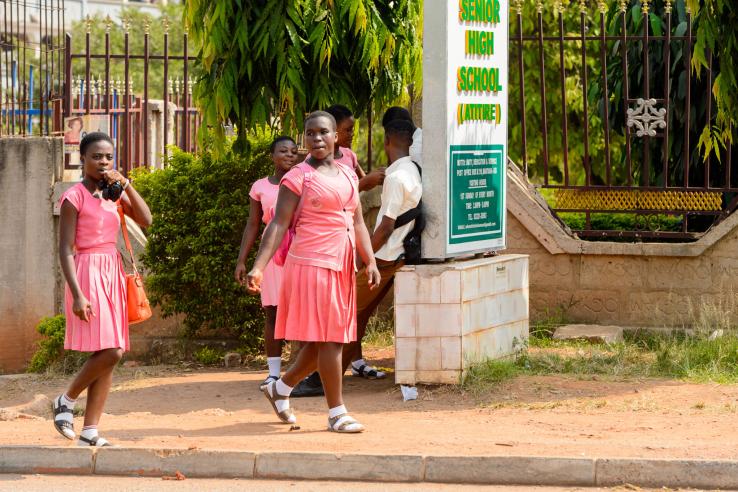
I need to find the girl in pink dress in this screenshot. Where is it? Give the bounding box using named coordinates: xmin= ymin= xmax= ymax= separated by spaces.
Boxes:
xmin=53 ymin=132 xmax=152 ymax=447
xmin=235 ymin=136 xmax=298 ymax=387
xmin=325 ymin=104 xmax=385 ymax=192
xmin=247 ymin=111 xmax=380 ymax=433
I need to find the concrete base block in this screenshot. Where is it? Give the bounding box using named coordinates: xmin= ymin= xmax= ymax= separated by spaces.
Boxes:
xmin=94 ymin=448 xmax=255 ymax=478
xmin=255 ymin=452 xmax=424 ymax=482
xmin=395 ymin=255 xmax=529 ymax=385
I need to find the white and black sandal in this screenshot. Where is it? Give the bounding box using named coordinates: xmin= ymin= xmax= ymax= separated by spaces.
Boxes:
xmin=261 ymin=381 xmax=297 ymax=424
xmin=328 ymin=413 xmax=365 ymax=433
xmin=259 ymin=375 xmax=279 ymax=389
xmin=77 ymin=435 xmax=112 ymax=447
xmin=352 ymin=364 xmax=386 ymax=380
xmin=51 ymin=395 xmax=76 ymax=440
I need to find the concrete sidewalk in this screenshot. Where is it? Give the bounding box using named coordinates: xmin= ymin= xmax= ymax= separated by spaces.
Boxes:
xmin=1 ymin=446 xmax=738 ymax=489
xmin=2 ymin=365 xmax=738 ymax=487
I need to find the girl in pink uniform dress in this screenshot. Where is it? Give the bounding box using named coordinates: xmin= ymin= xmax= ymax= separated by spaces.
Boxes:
xmin=53 ymin=132 xmax=152 ymax=447
xmin=286 ymin=105 xmax=387 ymax=397
xmin=247 ymin=111 xmax=381 ymax=433
xmin=235 ymin=136 xmax=298 ymax=388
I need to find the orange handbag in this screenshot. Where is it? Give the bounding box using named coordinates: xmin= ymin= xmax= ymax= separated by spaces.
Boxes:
xmin=118 ymin=205 xmax=152 ymax=325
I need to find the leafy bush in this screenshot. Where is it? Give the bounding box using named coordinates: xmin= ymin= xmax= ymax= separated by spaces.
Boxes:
xmin=28 ymin=315 xmax=89 ymax=374
xmin=193 ymin=346 xmax=224 ymax=366
xmin=132 ymin=134 xmax=275 ymax=349
xmin=558 ymin=212 xmax=683 ymax=234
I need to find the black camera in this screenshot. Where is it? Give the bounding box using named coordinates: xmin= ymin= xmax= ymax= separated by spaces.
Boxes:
xmin=98 ymin=179 xmax=124 ymax=201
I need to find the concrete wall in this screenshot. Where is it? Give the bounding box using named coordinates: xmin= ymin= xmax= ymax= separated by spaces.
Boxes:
xmin=0 ymin=138 xmax=63 ymax=373
xmin=505 ymin=163 xmax=738 ymax=327
xmin=0 ymin=138 xmax=183 ymax=373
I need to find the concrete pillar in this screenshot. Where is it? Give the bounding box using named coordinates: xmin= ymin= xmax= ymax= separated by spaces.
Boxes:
xmin=147 ymin=100 xmax=177 ymax=169
xmin=394 ymin=255 xmax=529 ymax=385
xmin=0 ymin=138 xmax=64 ymax=373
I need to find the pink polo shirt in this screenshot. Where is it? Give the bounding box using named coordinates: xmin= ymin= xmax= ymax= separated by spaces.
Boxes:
xmin=281 ymin=162 xmax=359 ymax=271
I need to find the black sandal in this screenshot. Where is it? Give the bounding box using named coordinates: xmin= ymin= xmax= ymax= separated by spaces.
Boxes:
xmin=77 ymin=435 xmax=112 ymax=447
xmin=51 ymin=396 xmax=75 ymax=440
xmin=351 ymin=364 xmax=386 ymax=380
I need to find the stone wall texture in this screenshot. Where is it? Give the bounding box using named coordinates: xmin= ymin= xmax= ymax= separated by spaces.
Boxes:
xmin=0 ymin=138 xmax=63 ymax=372
xmin=504 ymin=163 xmax=738 ymax=327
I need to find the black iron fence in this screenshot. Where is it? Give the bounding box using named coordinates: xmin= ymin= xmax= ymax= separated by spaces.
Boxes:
xmin=510 ymin=0 xmax=736 ymax=240
xmin=0 ymin=0 xmax=64 ymax=136
xmin=64 ymin=15 xmax=198 ymax=175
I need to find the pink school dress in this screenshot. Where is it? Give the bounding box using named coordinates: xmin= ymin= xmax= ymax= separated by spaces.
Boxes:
xmin=335 ymin=147 xmax=360 ymax=174
xmin=275 ymin=162 xmax=359 ymax=343
xmin=59 ymin=183 xmax=128 ymax=352
xmin=249 ymin=177 xmax=283 ymax=307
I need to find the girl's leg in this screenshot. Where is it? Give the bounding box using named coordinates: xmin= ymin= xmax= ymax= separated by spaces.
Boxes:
xmin=262 ymin=306 xmax=282 ymax=385
xmin=262 ymin=342 xmax=318 ymax=424
xmin=65 ymin=348 xmax=124 ymax=399
xmin=320 ymin=342 xmax=365 ymax=433
xmin=264 ymin=306 xmax=281 ymax=358
xmin=281 ymin=342 xmax=318 ymax=387
xmin=317 ymin=342 xmax=344 ymax=409
xmin=82 ymin=348 xmax=123 ymax=428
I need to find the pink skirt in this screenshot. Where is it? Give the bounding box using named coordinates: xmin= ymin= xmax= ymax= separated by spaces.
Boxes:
xmin=64 ymin=250 xmax=129 ymax=352
xmin=260 ymin=258 xmax=283 ymax=307
xmin=274 ymin=244 xmax=356 ymax=343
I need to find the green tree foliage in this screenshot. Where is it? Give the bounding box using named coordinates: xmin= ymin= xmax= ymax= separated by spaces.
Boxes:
xmin=508 ymin=1 xmax=626 ymax=186
xmin=131 ymin=134 xmax=274 ymax=346
xmin=184 ymin=0 xmax=422 ymax=152
xmin=67 ymin=4 xmax=186 ymax=100
xmin=688 ymin=0 xmax=738 ymax=160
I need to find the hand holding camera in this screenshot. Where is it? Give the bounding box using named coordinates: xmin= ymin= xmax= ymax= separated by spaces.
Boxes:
xmin=98 ymin=170 xmax=129 ymax=201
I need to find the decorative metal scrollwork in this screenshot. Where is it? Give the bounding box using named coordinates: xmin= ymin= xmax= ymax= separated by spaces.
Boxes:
xmin=626 ymin=98 xmax=666 ymax=137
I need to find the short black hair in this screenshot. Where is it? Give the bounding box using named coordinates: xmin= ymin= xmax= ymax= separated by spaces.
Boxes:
xmin=80 ymin=132 xmax=114 ymax=155
xmin=384 ymin=119 xmax=415 ymax=144
xmin=324 ymin=104 xmax=353 ymax=125
xmin=382 ymin=106 xmax=414 ymax=128
xmin=270 ymin=135 xmax=296 ymax=154
xmin=304 ymin=110 xmax=337 ymax=130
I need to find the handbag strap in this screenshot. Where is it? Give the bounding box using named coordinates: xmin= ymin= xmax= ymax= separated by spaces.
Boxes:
xmin=117 ymin=203 xmax=139 ymax=275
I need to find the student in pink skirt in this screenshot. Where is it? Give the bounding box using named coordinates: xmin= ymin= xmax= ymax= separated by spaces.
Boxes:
xmin=246 ymin=111 xmax=381 ymax=433
xmin=53 ymin=132 xmax=152 ymax=447
xmin=289 ymin=105 xmax=388 ymax=398
xmin=235 ymin=136 xmax=298 ymax=388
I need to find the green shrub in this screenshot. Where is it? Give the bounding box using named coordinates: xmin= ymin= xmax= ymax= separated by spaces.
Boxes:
xmin=28 ymin=315 xmax=89 ymax=374
xmin=132 ymin=134 xmax=275 ymax=349
xmin=193 ymin=346 xmax=224 ymax=366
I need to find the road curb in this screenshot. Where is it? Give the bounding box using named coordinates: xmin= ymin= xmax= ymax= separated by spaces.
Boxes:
xmin=1 ymin=446 xmax=737 ymax=488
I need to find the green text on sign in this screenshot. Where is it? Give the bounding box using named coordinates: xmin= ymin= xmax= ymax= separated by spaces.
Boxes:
xmin=448 ymin=144 xmax=504 ymax=244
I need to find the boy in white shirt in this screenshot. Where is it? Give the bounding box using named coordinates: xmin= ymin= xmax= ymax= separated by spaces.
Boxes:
xmin=345 ymin=117 xmax=423 ymax=379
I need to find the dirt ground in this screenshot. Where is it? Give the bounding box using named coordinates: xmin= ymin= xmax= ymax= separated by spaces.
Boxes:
xmin=2 ymin=347 xmax=738 ymax=459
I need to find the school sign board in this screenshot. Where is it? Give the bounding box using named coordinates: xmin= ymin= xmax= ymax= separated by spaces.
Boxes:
xmin=422 ymin=0 xmax=509 ymax=258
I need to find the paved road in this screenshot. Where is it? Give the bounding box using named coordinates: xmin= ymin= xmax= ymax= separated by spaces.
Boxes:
xmin=0 ymin=475 xmax=687 ymax=492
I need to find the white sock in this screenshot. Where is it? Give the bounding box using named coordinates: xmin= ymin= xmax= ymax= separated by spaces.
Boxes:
xmin=273 ymin=379 xmax=293 ymax=414
xmin=60 ymin=393 xmax=76 ymax=409
xmin=329 ymin=404 xmax=347 ymax=419
xmin=267 ymin=357 xmax=282 ymax=378
xmin=352 ymin=359 xmax=366 ymax=370
xmin=81 ymin=426 xmax=98 ymax=440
